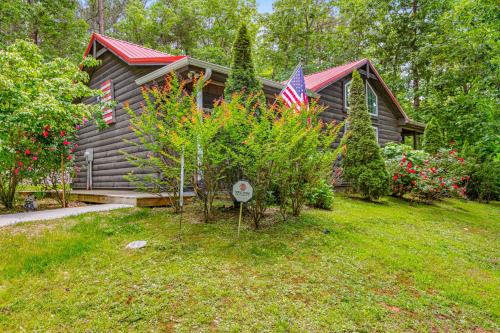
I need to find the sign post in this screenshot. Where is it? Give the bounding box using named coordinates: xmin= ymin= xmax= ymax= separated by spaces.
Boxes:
xmin=232 ymin=180 xmax=253 ymax=237
xmin=179 ymin=145 xmax=185 ymax=237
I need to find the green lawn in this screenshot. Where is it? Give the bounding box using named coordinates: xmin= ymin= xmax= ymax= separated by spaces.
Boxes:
xmin=0 ymin=196 xmax=498 ymax=332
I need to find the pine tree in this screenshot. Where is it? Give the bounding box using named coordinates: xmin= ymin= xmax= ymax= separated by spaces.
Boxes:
xmin=422 ymin=117 xmax=445 ymax=154
xmin=342 ymin=70 xmax=388 ymax=200
xmin=224 ymin=23 xmax=264 ymax=106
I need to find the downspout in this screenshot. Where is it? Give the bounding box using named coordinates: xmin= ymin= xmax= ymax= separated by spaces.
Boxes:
xmin=196 ymin=68 xmax=212 ymax=183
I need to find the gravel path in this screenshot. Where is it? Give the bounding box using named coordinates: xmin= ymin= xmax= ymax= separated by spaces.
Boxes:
xmin=0 ymin=204 xmax=134 ymax=228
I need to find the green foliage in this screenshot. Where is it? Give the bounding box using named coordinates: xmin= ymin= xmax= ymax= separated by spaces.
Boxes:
xmin=110 ymin=0 xmax=258 ymax=65
xmin=0 ymin=40 xmax=100 ymax=208
xmin=232 ymin=101 xmax=341 ymax=227
xmin=465 ymin=159 xmax=499 ymax=203
xmin=125 ymin=73 xmax=233 ymax=221
xmin=272 ymin=101 xmax=341 ymax=218
xmin=0 ymin=0 xmax=88 ymax=63
xmin=124 ymin=74 xmax=197 ymax=214
xmin=224 ymin=23 xmax=265 ymax=107
xmin=304 ymin=180 xmax=334 ymax=210
xmin=422 ymin=117 xmax=445 ymax=154
xmin=342 ymin=71 xmax=388 ymax=200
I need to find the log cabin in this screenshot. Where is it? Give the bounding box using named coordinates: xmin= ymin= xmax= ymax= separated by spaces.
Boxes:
xmin=74 ymin=33 xmax=424 ymax=190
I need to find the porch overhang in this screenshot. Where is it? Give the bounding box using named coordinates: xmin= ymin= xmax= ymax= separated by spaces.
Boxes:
xmin=401 ymin=119 xmax=426 ymax=134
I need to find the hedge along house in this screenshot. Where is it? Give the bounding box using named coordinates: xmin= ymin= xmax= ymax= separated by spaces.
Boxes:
xmin=74 ymin=33 xmax=424 ymax=190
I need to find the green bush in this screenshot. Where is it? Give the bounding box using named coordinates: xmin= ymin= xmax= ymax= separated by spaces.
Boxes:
xmin=305 ymin=180 xmax=334 ymax=210
xmin=465 ymin=159 xmax=499 ymax=203
xmin=342 ymin=70 xmax=388 ymax=200
xmin=422 ymin=117 xmax=445 ymax=154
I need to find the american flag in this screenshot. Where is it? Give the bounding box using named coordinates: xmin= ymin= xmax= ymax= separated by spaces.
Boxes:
xmin=280 ymin=64 xmax=308 ymax=110
xmin=100 ymin=79 xmax=114 ymax=124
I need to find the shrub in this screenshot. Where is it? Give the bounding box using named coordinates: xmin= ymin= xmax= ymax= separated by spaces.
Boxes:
xmin=383 ymin=143 xmax=470 ymax=201
xmin=273 ymin=101 xmax=341 ymax=219
xmin=422 ymin=117 xmax=445 ymax=154
xmin=234 ymin=100 xmax=340 ymax=227
xmin=125 ymin=73 xmax=229 ymax=222
xmin=465 ymin=159 xmax=499 ymax=203
xmin=342 ymin=70 xmax=388 ymax=200
xmin=305 ymin=180 xmax=334 ymax=210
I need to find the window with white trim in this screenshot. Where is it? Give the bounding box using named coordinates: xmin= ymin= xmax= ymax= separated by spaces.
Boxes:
xmin=344 ymin=79 xmax=378 ymax=116
xmin=344 ymin=80 xmax=351 ymax=111
xmin=366 ymin=82 xmax=378 ymax=115
xmin=344 ymin=122 xmax=379 ymax=143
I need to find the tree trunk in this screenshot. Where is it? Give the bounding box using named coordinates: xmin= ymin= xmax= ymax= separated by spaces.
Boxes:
xmin=98 ymin=0 xmax=105 ymax=34
xmin=411 ymin=0 xmax=420 ymax=110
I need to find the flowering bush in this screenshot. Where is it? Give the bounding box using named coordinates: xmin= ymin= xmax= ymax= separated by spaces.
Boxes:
xmin=383 ymin=143 xmax=469 ymax=201
xmin=0 ymin=41 xmax=101 ymax=208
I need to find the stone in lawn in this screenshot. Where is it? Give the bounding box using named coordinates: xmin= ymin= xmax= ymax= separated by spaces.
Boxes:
xmin=126 ymin=240 xmax=147 ymax=249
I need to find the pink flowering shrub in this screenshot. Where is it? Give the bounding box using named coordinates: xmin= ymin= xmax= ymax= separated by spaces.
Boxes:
xmin=383 ymin=144 xmax=469 ymax=201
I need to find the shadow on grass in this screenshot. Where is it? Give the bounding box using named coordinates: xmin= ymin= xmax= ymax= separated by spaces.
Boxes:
xmin=339 ymin=193 xmax=390 ymax=206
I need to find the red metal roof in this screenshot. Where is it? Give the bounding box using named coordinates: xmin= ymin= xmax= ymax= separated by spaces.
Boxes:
xmin=304 ymin=59 xmax=368 ymax=92
xmin=83 ymin=33 xmax=186 ymax=65
xmin=304 ymin=59 xmax=409 ymax=121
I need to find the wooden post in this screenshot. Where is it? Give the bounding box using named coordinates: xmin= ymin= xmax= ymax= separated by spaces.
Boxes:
xmin=179 ymin=146 xmax=184 ymax=237
xmin=61 ymin=153 xmax=66 ymax=208
xmin=237 ymin=202 xmax=243 ymax=238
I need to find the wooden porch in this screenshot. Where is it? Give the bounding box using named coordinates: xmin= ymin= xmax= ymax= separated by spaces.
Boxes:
xmin=20 ymin=190 xmax=196 ymax=207
xmin=71 ymin=190 xmax=195 ymax=207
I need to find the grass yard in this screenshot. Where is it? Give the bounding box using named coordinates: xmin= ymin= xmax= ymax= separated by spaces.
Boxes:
xmin=0 ymin=196 xmax=498 ymax=332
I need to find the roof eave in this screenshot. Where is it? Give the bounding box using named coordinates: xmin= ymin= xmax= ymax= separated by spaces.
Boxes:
xmin=135 ymin=57 xmax=319 ymax=98
xmin=310 ymin=59 xmax=368 ymax=92
xmin=308 ymin=59 xmax=411 ymax=122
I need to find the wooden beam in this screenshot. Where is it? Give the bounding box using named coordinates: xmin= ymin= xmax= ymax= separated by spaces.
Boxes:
xmin=358 ymin=69 xmax=378 ymax=80
xmin=92 ymin=40 xmax=96 ymax=58
xmin=95 ymin=47 xmax=108 ymax=58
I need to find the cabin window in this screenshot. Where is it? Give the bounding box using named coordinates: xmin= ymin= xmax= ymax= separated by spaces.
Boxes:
xmin=344 ymin=122 xmax=379 ymax=144
xmin=344 ymin=79 xmax=378 ymax=116
xmin=344 ymin=81 xmax=351 ymax=111
xmin=366 ymin=82 xmax=378 ymax=115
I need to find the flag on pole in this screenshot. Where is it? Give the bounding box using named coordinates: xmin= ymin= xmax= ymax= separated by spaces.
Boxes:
xmin=280 ymin=64 xmax=308 ymax=111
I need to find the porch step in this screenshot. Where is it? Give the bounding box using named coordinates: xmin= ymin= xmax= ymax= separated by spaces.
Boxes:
xmin=20 ymin=190 xmax=195 ymax=207
xmin=71 ymin=190 xmax=195 ymax=207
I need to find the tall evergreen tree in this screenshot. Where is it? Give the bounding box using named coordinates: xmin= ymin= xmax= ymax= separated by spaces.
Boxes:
xmin=342 ymin=70 xmax=388 ymax=200
xmin=422 ymin=117 xmax=444 ymax=154
xmin=224 ymin=23 xmax=264 ymax=105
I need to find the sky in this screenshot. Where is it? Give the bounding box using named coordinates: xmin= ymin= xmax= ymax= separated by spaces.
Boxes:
xmin=257 ymin=0 xmax=274 ymax=13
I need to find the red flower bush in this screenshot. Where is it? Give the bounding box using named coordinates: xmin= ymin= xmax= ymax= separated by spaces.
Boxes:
xmin=383 ymin=143 xmax=469 ymax=201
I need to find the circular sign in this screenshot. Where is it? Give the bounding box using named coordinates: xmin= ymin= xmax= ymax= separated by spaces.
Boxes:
xmin=232 ymin=181 xmax=253 ymax=202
